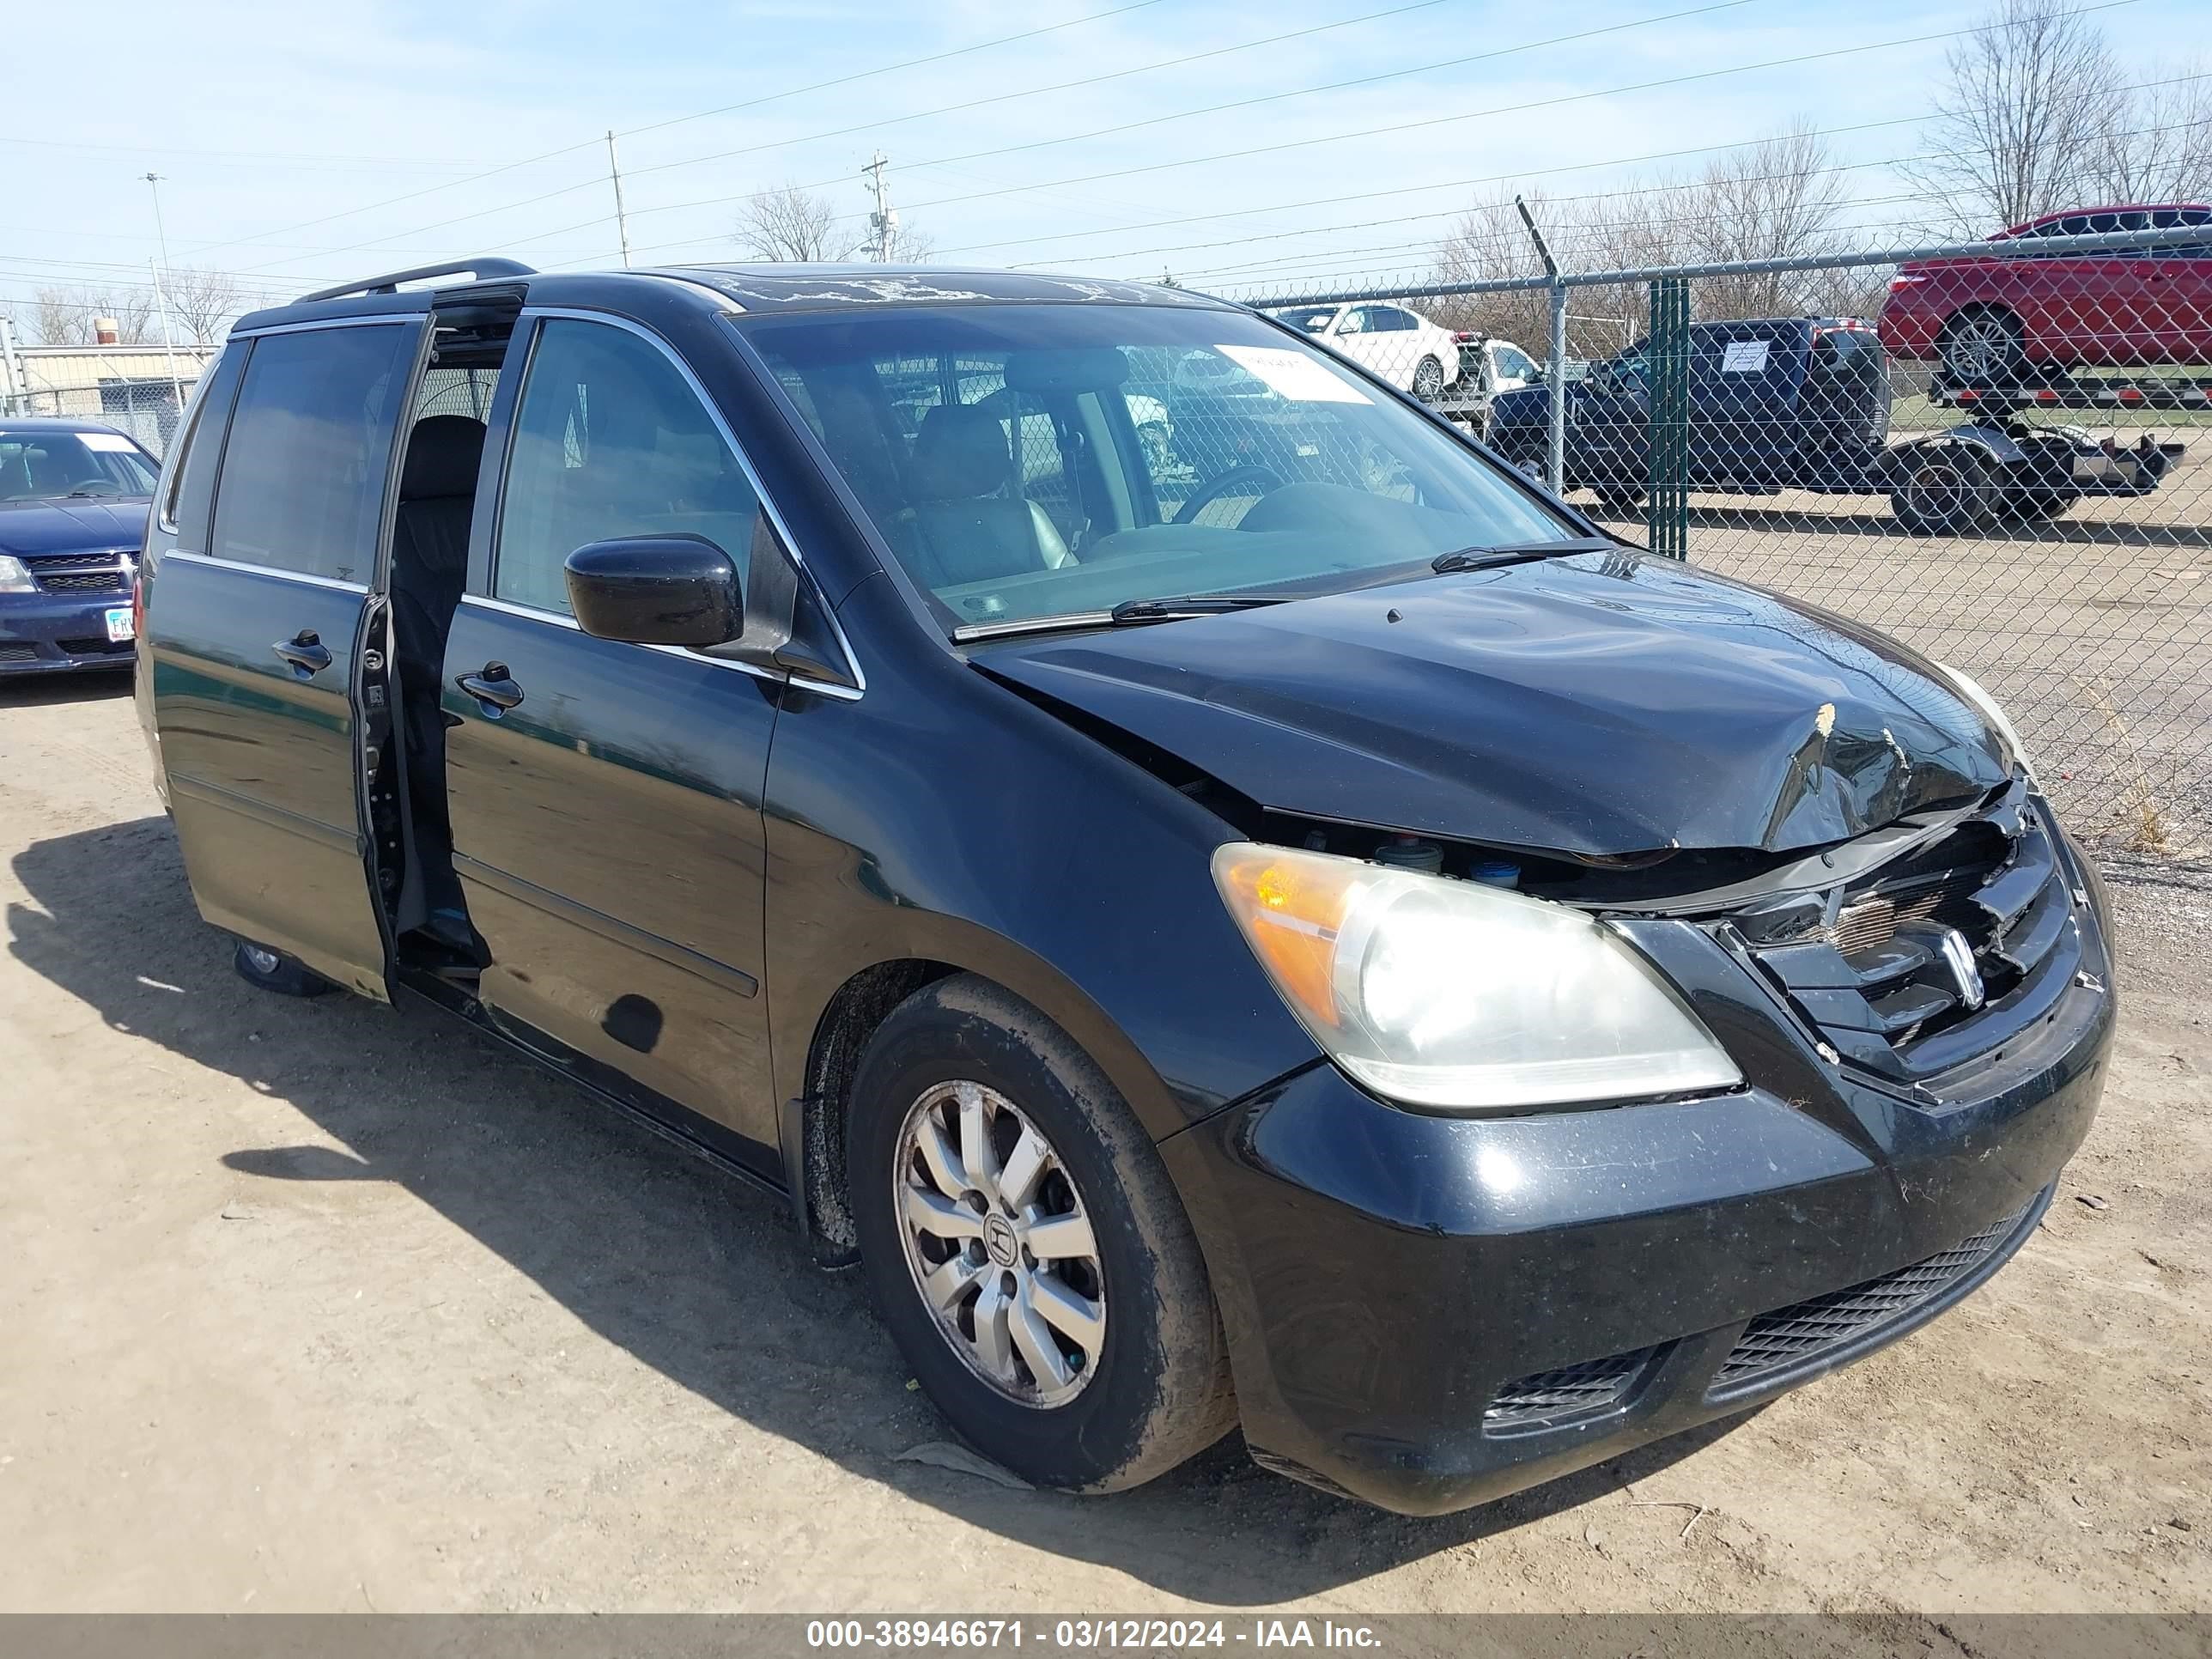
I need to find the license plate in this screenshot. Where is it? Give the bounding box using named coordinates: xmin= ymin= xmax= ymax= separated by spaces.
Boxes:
xmin=105 ymin=606 xmax=135 ymax=643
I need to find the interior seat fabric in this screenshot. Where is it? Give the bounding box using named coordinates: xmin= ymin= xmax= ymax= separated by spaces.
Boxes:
xmin=905 ymin=403 xmax=1074 ymax=588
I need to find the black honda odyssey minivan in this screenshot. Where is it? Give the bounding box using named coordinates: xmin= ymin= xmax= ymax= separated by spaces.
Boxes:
xmin=135 ymin=258 xmax=2112 ymax=1515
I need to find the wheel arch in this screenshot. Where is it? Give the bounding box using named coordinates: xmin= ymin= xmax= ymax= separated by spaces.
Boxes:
xmin=783 ymin=921 xmax=1206 ymax=1259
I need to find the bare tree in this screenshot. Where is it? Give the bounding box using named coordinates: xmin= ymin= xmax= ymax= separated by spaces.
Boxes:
xmin=1904 ymin=0 xmax=2121 ymax=234
xmin=883 ymin=219 xmax=935 ymax=263
xmin=734 ymin=183 xmax=859 ymax=262
xmin=1430 ymin=192 xmax=1574 ymax=349
xmin=1674 ymin=125 xmax=1855 ymax=318
xmin=1431 ymin=125 xmax=1863 ymax=349
xmin=732 ymin=180 xmax=932 ymax=263
xmin=160 ymin=266 xmax=264 ymax=345
xmin=31 ymin=284 xmax=155 ymax=346
xmin=2086 ymin=65 xmax=2212 ymax=204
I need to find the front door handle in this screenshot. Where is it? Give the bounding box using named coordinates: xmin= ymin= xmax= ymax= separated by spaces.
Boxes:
xmin=272 ymin=631 xmax=332 ymax=678
xmin=456 ymin=662 xmax=525 ymax=714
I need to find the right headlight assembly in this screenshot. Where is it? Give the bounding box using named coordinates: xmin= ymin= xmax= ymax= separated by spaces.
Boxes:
xmin=1211 ymin=842 xmax=1742 ymax=1114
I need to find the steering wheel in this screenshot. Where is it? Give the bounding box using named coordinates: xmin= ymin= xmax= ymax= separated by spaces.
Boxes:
xmin=64 ymin=478 xmax=120 ymax=498
xmin=1170 ymin=465 xmax=1285 ymax=526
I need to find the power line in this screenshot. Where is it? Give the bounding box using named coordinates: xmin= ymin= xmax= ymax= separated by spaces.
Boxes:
xmin=246 ymin=0 xmax=1477 ymax=278
xmin=842 ymin=0 xmax=2146 ymax=222
xmin=615 ymin=0 xmax=1173 ymax=140
xmin=618 ymin=0 xmax=1463 ymax=185
xmin=581 ymin=0 xmax=2137 ymax=266
xmin=193 ymin=1 xmax=1172 ymax=273
xmin=994 ymin=96 xmax=2212 ymax=274
xmin=0 ymin=134 xmax=494 ymax=167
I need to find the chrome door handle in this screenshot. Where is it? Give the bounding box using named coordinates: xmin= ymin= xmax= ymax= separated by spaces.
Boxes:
xmin=272 ymin=631 xmax=331 ymax=677
xmin=456 ymin=663 xmax=525 ymax=714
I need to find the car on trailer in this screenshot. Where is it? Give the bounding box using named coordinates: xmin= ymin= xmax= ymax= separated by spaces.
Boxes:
xmin=1486 ymin=315 xmax=2172 ymax=533
xmin=136 ymin=257 xmax=2110 ymax=1516
xmin=1879 ymin=204 xmax=2212 ymax=386
xmin=1428 ymin=331 xmax=1547 ymax=435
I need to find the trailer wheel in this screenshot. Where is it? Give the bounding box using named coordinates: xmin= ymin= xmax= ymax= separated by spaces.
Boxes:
xmin=1891 ymin=447 xmax=2001 ymax=535
xmin=1936 ymin=308 xmax=2025 ymax=386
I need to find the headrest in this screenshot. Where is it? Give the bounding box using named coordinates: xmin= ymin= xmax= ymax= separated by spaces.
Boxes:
xmin=400 ymin=416 xmax=487 ymax=501
xmin=911 ymin=404 xmax=1012 ymax=501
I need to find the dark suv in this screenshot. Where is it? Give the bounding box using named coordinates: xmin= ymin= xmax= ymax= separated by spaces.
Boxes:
xmin=136 ymin=258 xmax=2112 ymax=1516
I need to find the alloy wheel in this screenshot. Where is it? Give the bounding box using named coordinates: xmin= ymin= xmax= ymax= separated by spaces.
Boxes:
xmin=892 ymin=1079 xmax=1107 ymax=1408
xmin=1942 ymin=313 xmax=2020 ymax=383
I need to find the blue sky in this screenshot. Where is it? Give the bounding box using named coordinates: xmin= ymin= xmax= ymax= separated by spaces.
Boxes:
xmin=5 ymin=0 xmax=2209 ymax=328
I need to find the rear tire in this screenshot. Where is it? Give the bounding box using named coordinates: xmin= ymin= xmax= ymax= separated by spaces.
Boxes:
xmin=1936 ymin=308 xmax=2026 ymax=386
xmin=848 ymin=975 xmax=1236 ymax=1493
xmin=232 ymin=938 xmax=332 ymax=998
xmin=1411 ymin=356 xmax=1446 ymax=401
xmin=1890 ymin=447 xmax=2001 ymax=535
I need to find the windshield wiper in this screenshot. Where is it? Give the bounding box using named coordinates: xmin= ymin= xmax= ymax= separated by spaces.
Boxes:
xmin=952 ymin=592 xmax=1292 ymax=642
xmin=1430 ymin=536 xmax=1614 ymax=574
xmin=1107 ymin=592 xmax=1290 ymax=623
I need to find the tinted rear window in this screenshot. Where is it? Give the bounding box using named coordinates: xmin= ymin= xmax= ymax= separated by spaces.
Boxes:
xmin=213 ymin=325 xmax=416 ymax=583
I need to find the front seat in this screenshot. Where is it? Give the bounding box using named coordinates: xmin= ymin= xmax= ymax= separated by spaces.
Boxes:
xmin=906 ymin=403 xmax=1074 ymax=588
xmin=388 ymin=415 xmax=486 ymax=934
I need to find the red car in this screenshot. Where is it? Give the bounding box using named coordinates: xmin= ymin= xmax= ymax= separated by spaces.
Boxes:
xmin=1879 ymin=204 xmax=2212 ymax=384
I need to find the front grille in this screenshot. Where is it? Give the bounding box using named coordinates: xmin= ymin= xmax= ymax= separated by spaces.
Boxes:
xmin=1485 ymin=1349 xmax=1655 ymax=1431
xmin=24 ymin=552 xmax=129 ymax=595
xmin=56 ymin=637 xmax=132 ymax=657
xmin=35 ymin=570 xmax=127 ymax=593
xmin=1720 ymin=781 xmax=2083 ymax=1081
xmin=0 ymin=642 xmax=40 ymax=664
xmin=1709 ymin=1195 xmax=2038 ymax=1395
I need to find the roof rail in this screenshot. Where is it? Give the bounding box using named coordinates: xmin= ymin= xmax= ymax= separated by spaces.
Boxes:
xmin=296 ymin=258 xmax=537 ymax=305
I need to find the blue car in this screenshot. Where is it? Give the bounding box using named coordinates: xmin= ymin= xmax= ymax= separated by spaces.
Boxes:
xmin=0 ymin=417 xmax=161 ymax=676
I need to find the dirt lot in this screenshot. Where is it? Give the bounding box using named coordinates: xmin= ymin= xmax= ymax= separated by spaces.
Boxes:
xmin=2 ymin=677 xmax=2208 ymax=1619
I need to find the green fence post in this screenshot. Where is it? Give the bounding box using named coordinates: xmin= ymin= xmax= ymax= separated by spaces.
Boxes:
xmin=1647 ymin=277 xmax=1691 ymax=559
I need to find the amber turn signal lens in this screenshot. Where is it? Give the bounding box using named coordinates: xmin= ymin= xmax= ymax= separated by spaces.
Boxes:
xmin=1210 ymin=847 xmax=1360 ymax=1031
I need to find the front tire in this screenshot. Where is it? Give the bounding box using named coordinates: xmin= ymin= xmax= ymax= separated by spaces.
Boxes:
xmin=849 ymin=975 xmax=1236 ymax=1492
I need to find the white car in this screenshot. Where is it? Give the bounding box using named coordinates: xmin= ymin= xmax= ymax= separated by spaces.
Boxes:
xmin=1270 ymin=301 xmax=1465 ymax=400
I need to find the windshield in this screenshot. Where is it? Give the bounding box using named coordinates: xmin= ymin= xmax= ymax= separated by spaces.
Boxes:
xmin=744 ymin=303 xmax=1572 ymax=631
xmin=0 ymin=428 xmax=159 ymax=502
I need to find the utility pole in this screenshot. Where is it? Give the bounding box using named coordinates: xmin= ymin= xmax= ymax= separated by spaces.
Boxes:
xmin=605 ymin=131 xmax=633 ymax=267
xmin=863 ymin=151 xmax=896 ymax=262
xmin=141 ymin=173 xmax=186 ymax=419
xmin=0 ymin=313 xmax=25 ymax=416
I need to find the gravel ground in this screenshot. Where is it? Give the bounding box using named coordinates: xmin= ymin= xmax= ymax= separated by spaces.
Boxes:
xmin=2 ymin=678 xmax=2207 ymax=1620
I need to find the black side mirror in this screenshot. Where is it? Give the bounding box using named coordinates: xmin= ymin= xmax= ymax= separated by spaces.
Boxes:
xmin=564 ymin=535 xmax=741 ymax=647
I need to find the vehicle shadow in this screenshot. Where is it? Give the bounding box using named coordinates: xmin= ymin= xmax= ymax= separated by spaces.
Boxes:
xmin=0 ymin=672 xmax=135 ymax=707
xmin=8 ymin=815 xmax=1749 ymax=1605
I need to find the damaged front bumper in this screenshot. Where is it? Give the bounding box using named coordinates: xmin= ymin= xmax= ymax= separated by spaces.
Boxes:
xmin=1160 ymin=800 xmax=2113 ymax=1516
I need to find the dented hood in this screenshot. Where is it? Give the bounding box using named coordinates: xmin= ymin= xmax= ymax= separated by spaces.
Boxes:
xmin=976 ymin=550 xmax=2013 ymax=857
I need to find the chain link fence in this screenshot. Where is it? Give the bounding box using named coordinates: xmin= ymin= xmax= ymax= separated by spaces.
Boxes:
xmin=1224 ymin=219 xmax=2212 ymax=856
